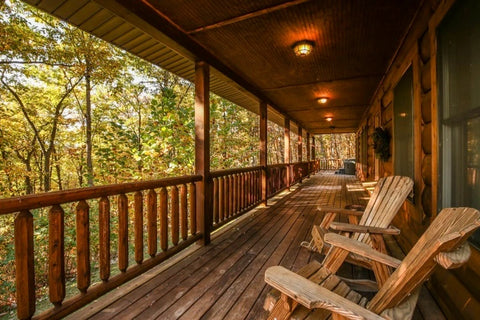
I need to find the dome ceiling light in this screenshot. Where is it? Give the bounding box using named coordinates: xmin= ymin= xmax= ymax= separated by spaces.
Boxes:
xmin=292 ymin=40 xmax=314 ymax=57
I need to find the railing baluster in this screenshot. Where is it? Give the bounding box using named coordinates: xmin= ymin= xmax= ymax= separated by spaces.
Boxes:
xmin=15 ymin=210 xmax=35 ymax=320
xmin=229 ymin=175 xmax=234 ymax=217
xmin=248 ymin=172 xmax=252 ymax=206
xmin=223 ymin=177 xmax=228 ymax=221
xmin=147 ymin=190 xmax=157 ymax=257
xmin=76 ymin=200 xmax=90 ymax=292
xmin=233 ymin=174 xmax=237 ymax=214
xmin=134 ymin=191 xmax=143 ymax=264
xmin=171 ymin=186 xmax=179 ymax=246
xmin=213 ymin=178 xmax=219 ymax=224
xmin=180 ymin=184 xmax=188 ymax=240
xmin=118 ymin=194 xmax=128 ymax=272
xmin=99 ymin=197 xmax=110 ymax=281
xmin=241 ymin=172 xmax=245 ymax=209
xmin=49 ymin=205 xmax=65 ymax=306
xmin=225 ymin=175 xmax=230 ymax=219
xmin=160 ymin=187 xmax=168 ymax=251
xmin=236 ymin=174 xmax=241 ymax=213
xmin=189 ymin=183 xmax=196 ymax=235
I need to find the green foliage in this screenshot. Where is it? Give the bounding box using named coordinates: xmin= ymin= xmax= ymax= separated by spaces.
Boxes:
xmin=372 ymin=127 xmax=391 ymax=161
xmin=0 ymin=0 xmax=263 ymax=315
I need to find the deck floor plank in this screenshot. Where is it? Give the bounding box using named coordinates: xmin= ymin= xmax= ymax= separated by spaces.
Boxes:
xmin=68 ymin=172 xmax=444 ymax=320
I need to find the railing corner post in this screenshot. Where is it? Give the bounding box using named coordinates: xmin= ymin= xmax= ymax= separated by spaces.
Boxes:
xmin=195 ymin=61 xmax=211 ymax=245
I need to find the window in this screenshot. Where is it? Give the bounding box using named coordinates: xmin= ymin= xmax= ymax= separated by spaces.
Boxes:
xmin=438 ymin=0 xmax=480 ymax=248
xmin=394 ymin=67 xmax=414 ymax=181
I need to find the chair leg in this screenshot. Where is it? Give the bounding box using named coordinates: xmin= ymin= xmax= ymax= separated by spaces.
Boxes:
xmin=267 ymin=294 xmax=298 ymax=320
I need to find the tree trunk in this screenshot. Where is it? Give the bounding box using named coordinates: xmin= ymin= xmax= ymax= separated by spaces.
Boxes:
xmin=43 ymin=149 xmax=51 ymax=192
xmin=85 ymin=70 xmax=94 ymax=186
xmin=53 ymin=147 xmax=63 ymax=190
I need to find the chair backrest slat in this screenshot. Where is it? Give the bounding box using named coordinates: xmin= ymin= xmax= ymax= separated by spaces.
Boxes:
xmin=356 ymin=176 xmax=413 ymax=243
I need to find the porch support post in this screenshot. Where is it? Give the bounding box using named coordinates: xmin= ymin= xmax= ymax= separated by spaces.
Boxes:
xmin=260 ymin=101 xmax=268 ymax=205
xmin=306 ymin=132 xmax=311 ymax=176
xmin=194 ymin=61 xmax=211 ymax=245
xmin=312 ymin=135 xmax=316 ymax=160
xmin=298 ymin=127 xmax=303 ymax=162
xmin=306 ymin=132 xmax=311 ymax=161
xmin=284 ymin=118 xmax=291 ymax=188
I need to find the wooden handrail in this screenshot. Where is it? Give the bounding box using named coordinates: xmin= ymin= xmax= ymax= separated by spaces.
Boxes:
xmin=210 ymin=165 xmax=263 ymax=178
xmin=0 ymin=175 xmax=202 ymax=215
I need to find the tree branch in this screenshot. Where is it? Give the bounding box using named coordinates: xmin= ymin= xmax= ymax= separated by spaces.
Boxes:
xmin=0 ymin=60 xmax=75 ymax=67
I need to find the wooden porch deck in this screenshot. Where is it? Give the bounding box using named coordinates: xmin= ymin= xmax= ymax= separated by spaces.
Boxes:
xmin=68 ymin=173 xmax=443 ymax=320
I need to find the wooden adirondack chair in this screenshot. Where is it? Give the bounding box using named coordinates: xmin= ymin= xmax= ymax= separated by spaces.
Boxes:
xmin=265 ymin=207 xmax=480 ymax=320
xmin=303 ymin=176 xmax=413 ymax=273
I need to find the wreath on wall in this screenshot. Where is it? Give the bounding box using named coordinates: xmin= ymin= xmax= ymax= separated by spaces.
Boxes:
xmin=372 ymin=127 xmax=390 ymax=161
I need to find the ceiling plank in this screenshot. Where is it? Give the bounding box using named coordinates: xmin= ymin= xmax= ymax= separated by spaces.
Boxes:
xmin=187 ymin=0 xmax=311 ymax=34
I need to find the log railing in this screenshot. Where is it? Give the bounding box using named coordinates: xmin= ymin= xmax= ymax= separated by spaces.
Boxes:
xmin=2 ymin=175 xmax=202 ymax=320
xmin=266 ymin=164 xmax=288 ymax=197
xmin=210 ymin=166 xmax=262 ymax=230
xmin=319 ymin=158 xmax=344 ymax=170
xmin=3 ymin=160 xmax=320 ymax=320
xmin=266 ymin=160 xmax=320 ymax=197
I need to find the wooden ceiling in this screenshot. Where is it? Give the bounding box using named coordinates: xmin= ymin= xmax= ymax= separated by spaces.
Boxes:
xmin=23 ymin=0 xmax=421 ymax=134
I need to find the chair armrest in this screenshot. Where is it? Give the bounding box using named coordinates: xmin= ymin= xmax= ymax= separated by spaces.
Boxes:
xmin=324 ymin=233 xmax=402 ymax=268
xmin=265 ymin=266 xmax=384 ymax=320
xmin=329 ymin=222 xmax=400 ymax=235
xmin=317 ymin=207 xmax=364 ymax=216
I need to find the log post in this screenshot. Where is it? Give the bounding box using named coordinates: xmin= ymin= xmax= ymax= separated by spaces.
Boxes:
xmin=76 ymin=201 xmax=90 ymax=292
xmin=49 ymin=205 xmax=65 ymax=306
xmin=195 ymin=61 xmax=211 ymax=245
xmin=284 ymin=118 xmax=291 ymax=188
xmin=99 ymin=197 xmax=110 ymax=281
xmin=118 ymin=194 xmax=128 ymax=272
xmin=298 ymin=127 xmax=303 ymax=182
xmin=260 ymin=101 xmax=268 ymax=205
xmin=312 ymin=135 xmax=316 ymax=162
xmin=15 ymin=210 xmax=35 ymax=319
xmin=306 ymin=132 xmax=311 ymax=177
xmin=134 ymin=191 xmax=143 ymax=264
xmin=298 ymin=127 xmax=303 ymax=162
xmin=306 ymin=132 xmax=310 ymax=161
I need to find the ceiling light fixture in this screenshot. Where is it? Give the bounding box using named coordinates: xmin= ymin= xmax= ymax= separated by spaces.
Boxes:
xmin=325 ymin=117 xmax=333 ymax=122
xmin=292 ymin=40 xmax=314 ymax=57
xmin=317 ymin=97 xmax=329 ymax=104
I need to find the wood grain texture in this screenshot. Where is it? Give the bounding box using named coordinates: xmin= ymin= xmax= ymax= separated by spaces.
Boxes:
xmin=134 ymin=191 xmax=144 ymax=264
xmin=171 ymin=185 xmax=180 ymax=246
xmin=76 ymin=200 xmax=91 ymax=292
xmin=49 ymin=205 xmax=65 ymax=306
xmin=14 ymin=210 xmax=35 ymax=319
xmin=180 ymin=184 xmax=188 ymax=240
xmin=118 ymin=194 xmax=129 ymax=272
xmin=159 ymin=187 xmax=168 ymax=251
xmin=189 ymin=182 xmax=196 ymax=235
xmin=147 ymin=189 xmax=157 ymax=257
xmin=99 ymin=197 xmax=111 ymax=281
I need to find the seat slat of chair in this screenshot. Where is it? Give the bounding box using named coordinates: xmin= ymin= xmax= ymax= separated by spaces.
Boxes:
xmin=324 ymin=233 xmax=402 ymax=268
xmin=329 ymin=222 xmax=400 ymax=235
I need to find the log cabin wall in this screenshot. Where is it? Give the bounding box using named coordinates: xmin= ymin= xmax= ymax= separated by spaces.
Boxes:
xmin=356 ymin=0 xmax=480 ymax=318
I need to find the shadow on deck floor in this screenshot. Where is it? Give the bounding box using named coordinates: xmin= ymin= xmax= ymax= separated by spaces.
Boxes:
xmin=68 ymin=172 xmax=443 ymax=320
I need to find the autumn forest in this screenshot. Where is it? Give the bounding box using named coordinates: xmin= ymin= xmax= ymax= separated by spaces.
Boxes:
xmin=0 ymin=0 xmax=355 ymax=316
